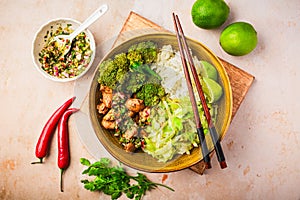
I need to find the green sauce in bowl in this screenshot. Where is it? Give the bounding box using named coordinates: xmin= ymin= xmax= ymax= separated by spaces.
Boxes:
xmin=38 ymin=24 xmax=92 ymax=79
xmin=32 ymin=18 xmax=95 ymax=82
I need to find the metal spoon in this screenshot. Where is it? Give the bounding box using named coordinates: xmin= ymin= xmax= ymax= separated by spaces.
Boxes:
xmin=53 ymin=4 xmax=108 ymax=57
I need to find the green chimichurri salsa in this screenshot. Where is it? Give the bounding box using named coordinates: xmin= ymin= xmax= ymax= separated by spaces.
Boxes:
xmin=38 ymin=24 xmax=92 ymax=79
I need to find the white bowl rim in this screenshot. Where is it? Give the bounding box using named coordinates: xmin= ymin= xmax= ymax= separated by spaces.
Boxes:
xmin=31 ymin=17 xmax=96 ymax=82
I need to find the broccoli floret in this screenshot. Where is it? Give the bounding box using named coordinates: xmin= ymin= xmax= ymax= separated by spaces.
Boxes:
xmin=98 ymin=59 xmax=118 ymax=88
xmin=98 ymin=53 xmax=130 ymax=88
xmin=127 ymin=50 xmax=143 ymax=68
xmin=114 ymin=53 xmax=129 ymax=68
xmin=136 ymin=83 xmax=165 ymax=106
xmin=127 ymin=41 xmax=158 ymax=68
xmin=97 ymin=42 xmax=160 ymax=100
xmin=128 ymin=43 xmax=138 ymax=52
xmin=116 ymin=63 xmax=163 ymax=96
xmin=115 ymin=63 xmax=164 ymax=101
xmin=114 ymin=53 xmax=130 ymax=82
xmin=138 ymin=41 xmax=158 ymax=63
xmin=117 ymin=71 xmax=147 ymax=94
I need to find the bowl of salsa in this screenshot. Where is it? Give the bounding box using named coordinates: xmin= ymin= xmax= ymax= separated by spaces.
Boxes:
xmin=32 ymin=18 xmax=96 ymax=82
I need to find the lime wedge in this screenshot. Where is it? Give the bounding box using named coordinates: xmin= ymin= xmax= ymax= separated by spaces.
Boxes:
xmin=202 ymin=77 xmax=223 ymax=103
xmin=199 ymin=61 xmax=218 ymax=81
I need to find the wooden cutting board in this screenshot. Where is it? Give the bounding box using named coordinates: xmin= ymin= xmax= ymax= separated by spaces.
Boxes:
xmin=112 ymin=11 xmax=255 ymax=174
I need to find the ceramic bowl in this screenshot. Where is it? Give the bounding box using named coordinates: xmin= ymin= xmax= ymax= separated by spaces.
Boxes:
xmin=32 ymin=18 xmax=96 ymax=82
xmin=89 ymin=32 xmax=232 ymax=172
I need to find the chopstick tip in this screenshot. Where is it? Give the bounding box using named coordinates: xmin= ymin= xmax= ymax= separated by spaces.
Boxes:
xmin=220 ymin=161 xmax=227 ymax=169
xmin=205 ymin=162 xmax=212 ymax=169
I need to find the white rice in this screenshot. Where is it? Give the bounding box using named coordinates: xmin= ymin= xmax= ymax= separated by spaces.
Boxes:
xmin=151 ymin=45 xmax=203 ymax=99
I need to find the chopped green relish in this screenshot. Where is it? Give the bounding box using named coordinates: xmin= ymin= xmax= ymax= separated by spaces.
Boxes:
xmin=38 ymin=24 xmax=92 ymax=79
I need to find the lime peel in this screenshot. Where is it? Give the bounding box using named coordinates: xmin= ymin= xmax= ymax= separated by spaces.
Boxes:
xmin=199 ymin=61 xmax=218 ymax=81
xmin=202 ymin=77 xmax=223 ymax=103
xmin=220 ymin=22 xmax=258 ymax=56
xmin=191 ymin=0 xmax=230 ymax=29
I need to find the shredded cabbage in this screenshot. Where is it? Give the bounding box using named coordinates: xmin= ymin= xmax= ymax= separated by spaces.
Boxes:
xmin=143 ymin=97 xmax=216 ymax=162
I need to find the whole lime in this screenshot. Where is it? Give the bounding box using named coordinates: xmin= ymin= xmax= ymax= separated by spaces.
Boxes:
xmin=220 ymin=22 xmax=258 ymax=56
xmin=191 ymin=0 xmax=230 ymax=29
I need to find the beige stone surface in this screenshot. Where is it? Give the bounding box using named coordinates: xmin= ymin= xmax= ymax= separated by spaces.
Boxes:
xmin=1 ymin=0 xmax=300 ymax=199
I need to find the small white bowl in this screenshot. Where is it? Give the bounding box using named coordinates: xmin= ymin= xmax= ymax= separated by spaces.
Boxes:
xmin=32 ymin=18 xmax=96 ymax=82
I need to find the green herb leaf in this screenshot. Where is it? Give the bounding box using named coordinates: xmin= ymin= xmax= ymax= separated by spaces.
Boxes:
xmin=80 ymin=158 xmax=91 ymax=166
xmin=80 ymin=158 xmax=174 ymax=199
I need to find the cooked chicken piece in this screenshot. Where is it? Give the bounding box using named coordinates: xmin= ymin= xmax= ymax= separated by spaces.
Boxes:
xmin=97 ymin=85 xmax=113 ymax=114
xmin=100 ymin=84 xmax=112 ymax=93
xmin=125 ymin=98 xmax=145 ymax=112
xmin=103 ymin=109 xmax=115 ymax=121
xmin=139 ymin=107 xmax=150 ymax=124
xmin=100 ymin=85 xmax=113 ymax=108
xmin=124 ymin=126 xmax=138 ymax=140
xmin=124 ymin=142 xmax=136 ymax=152
xmin=128 ymin=111 xmax=135 ymax=117
xmin=97 ymin=103 xmax=109 ymax=114
xmin=102 ymin=92 xmax=112 ymax=108
xmin=101 ymin=120 xmax=116 ymax=129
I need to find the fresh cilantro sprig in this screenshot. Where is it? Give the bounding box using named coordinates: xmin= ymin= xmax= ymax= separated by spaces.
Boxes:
xmin=80 ymin=158 xmax=174 ymax=200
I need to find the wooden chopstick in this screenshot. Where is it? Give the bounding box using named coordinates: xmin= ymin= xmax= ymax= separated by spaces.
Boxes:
xmin=172 ymin=13 xmax=227 ymax=169
xmin=172 ymin=13 xmax=211 ymax=169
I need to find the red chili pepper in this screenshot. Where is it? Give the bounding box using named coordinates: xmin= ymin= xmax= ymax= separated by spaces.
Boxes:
xmin=141 ymin=140 xmax=145 ymax=149
xmin=31 ymin=97 xmax=76 ymax=164
xmin=57 ymin=108 xmax=79 ymax=192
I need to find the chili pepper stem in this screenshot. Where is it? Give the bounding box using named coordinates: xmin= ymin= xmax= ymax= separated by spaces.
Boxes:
xmin=60 ymin=169 xmax=64 ymax=192
xmin=31 ymin=158 xmax=44 ymax=164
